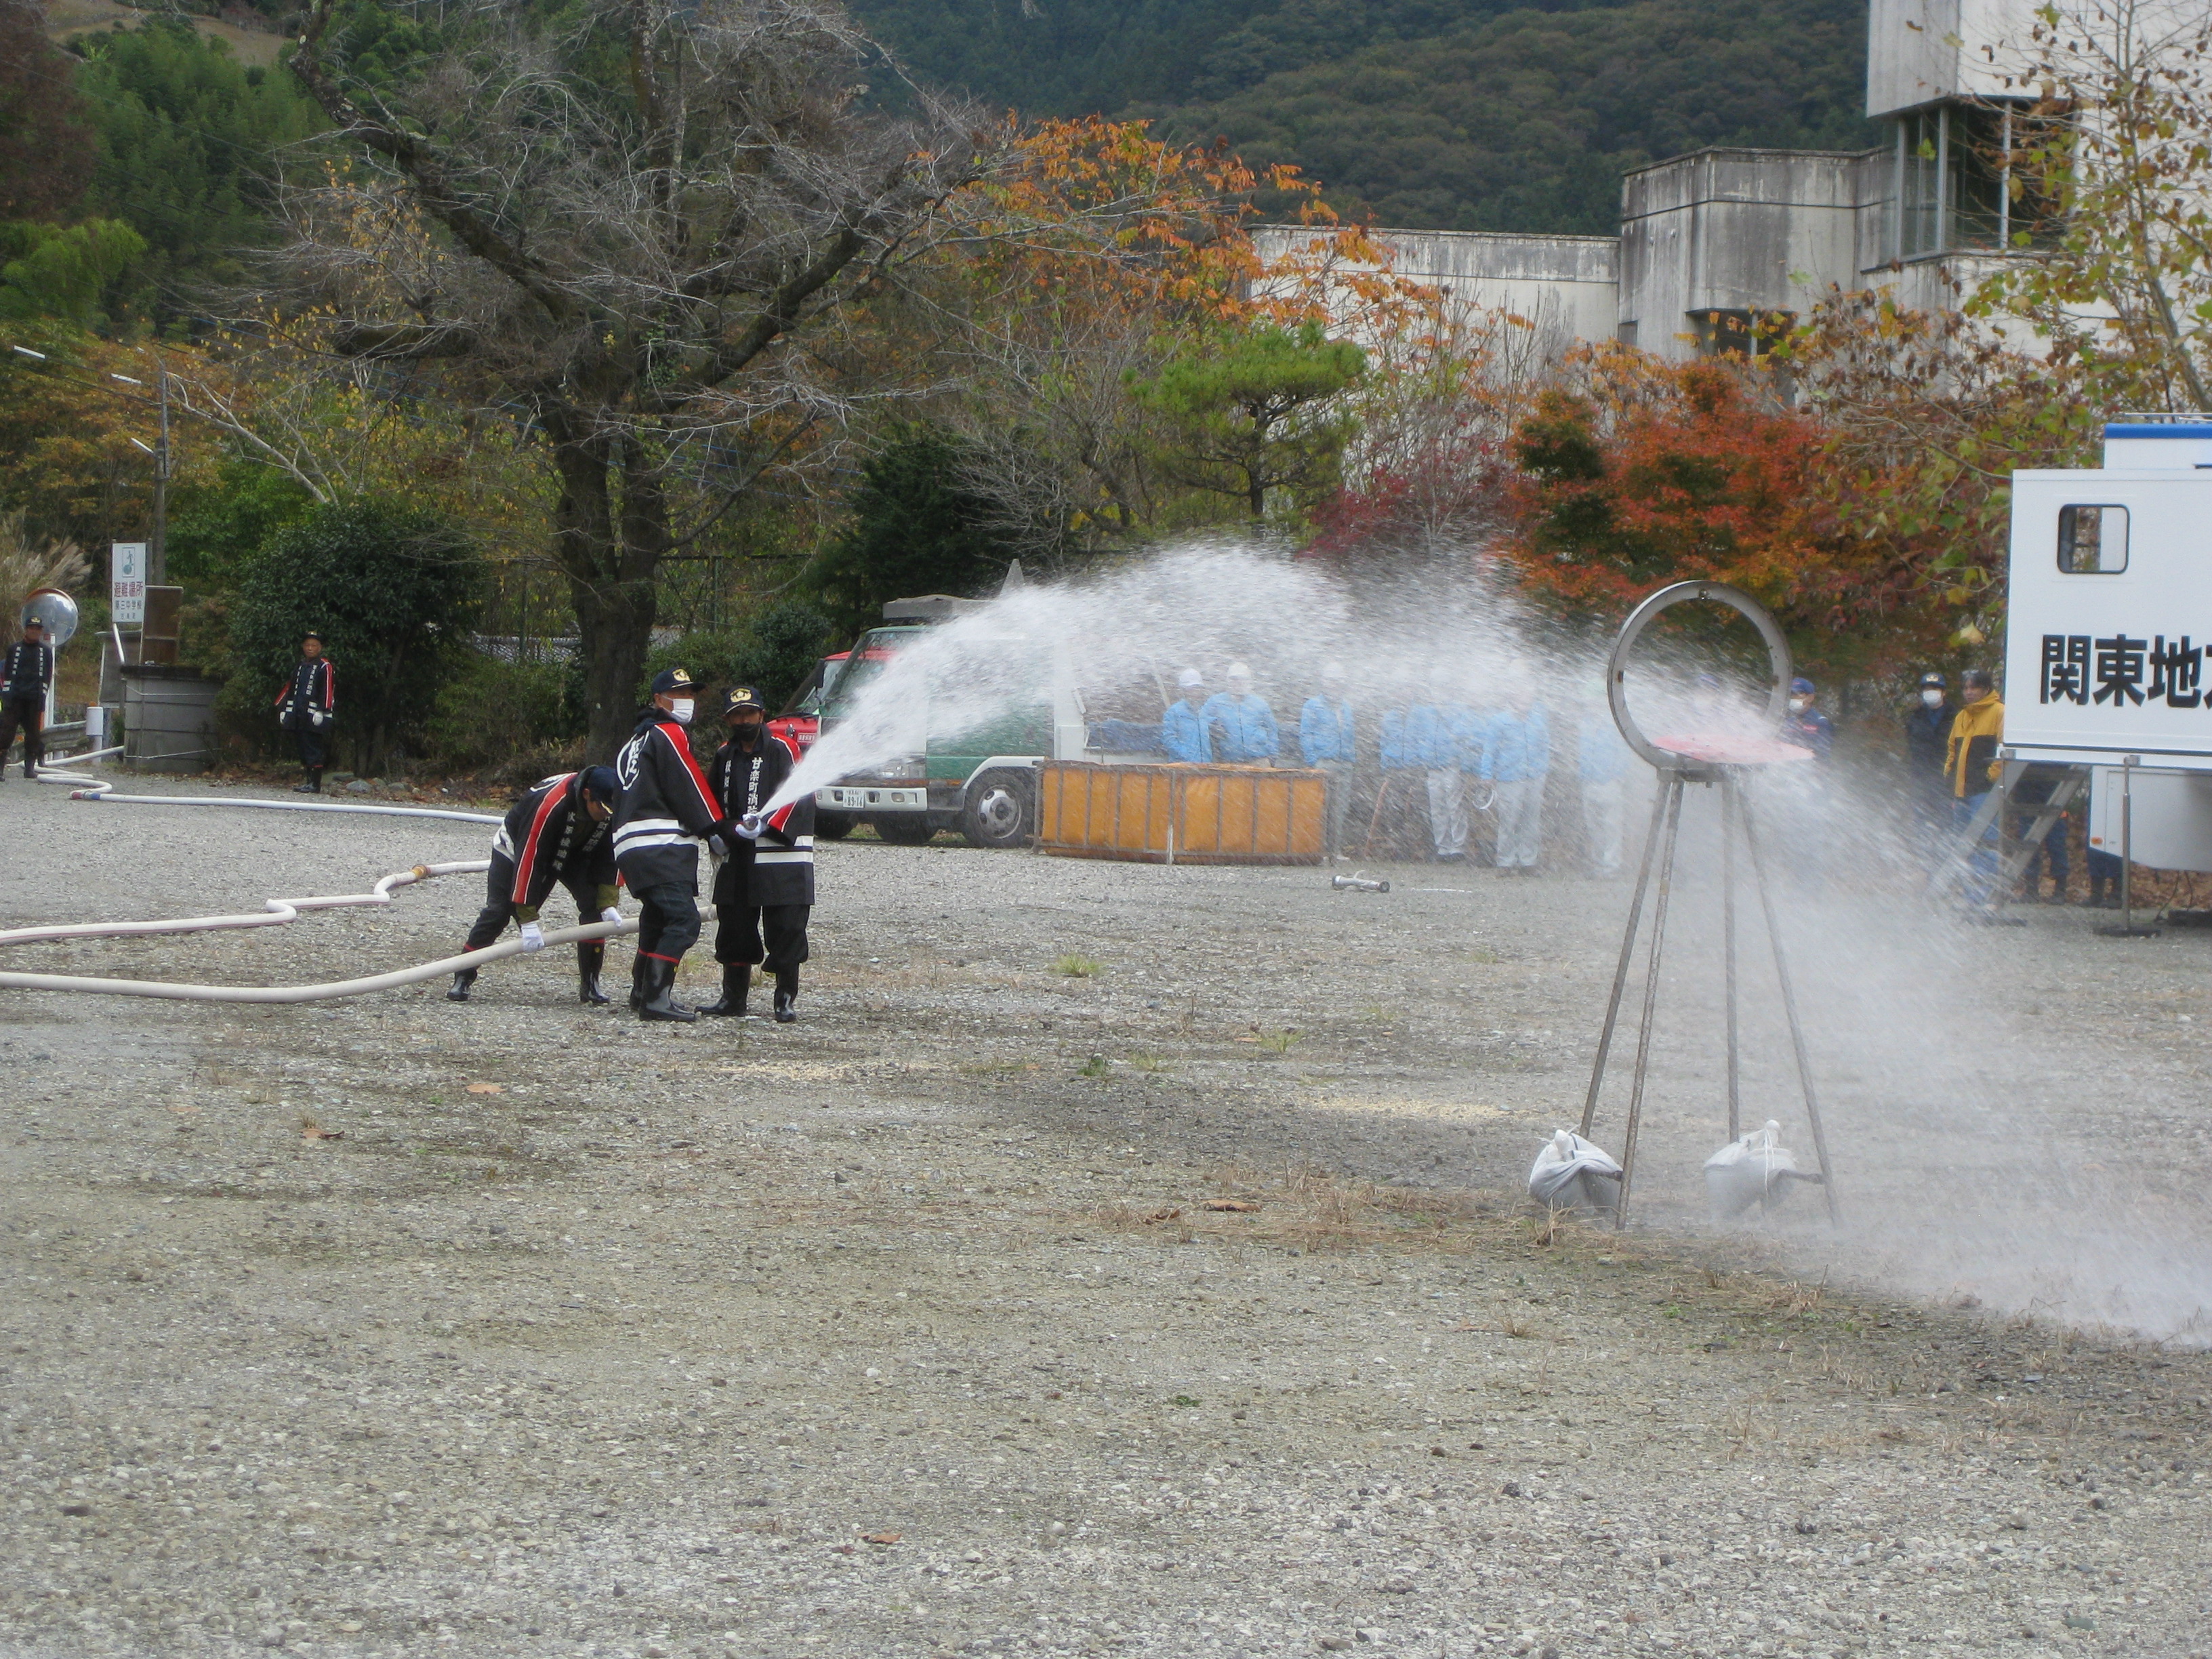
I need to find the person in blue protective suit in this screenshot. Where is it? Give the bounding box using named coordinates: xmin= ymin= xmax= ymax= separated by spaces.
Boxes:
xmin=1299 ymin=662 xmax=1357 ymax=860
xmin=1406 ymin=687 xmax=1467 ymax=861
xmin=1162 ymin=668 xmax=1212 ymax=762
xmin=1202 ymin=662 xmax=1279 ymax=762
xmin=1483 ymin=685 xmax=1551 ymax=873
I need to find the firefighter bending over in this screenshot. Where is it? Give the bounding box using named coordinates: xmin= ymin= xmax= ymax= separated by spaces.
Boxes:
xmin=614 ymin=667 xmax=739 ymax=1023
xmin=448 ymin=766 xmax=623 ymax=1006
xmin=701 ymin=686 xmax=815 ymax=1023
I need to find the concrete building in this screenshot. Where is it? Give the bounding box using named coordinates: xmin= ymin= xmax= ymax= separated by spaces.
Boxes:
xmin=1260 ymin=0 xmax=2044 ymax=359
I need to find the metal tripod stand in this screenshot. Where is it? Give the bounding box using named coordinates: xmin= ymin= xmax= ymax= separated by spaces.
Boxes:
xmin=1581 ymin=579 xmax=1843 ymax=1229
xmin=1578 ymin=765 xmax=1840 ymax=1227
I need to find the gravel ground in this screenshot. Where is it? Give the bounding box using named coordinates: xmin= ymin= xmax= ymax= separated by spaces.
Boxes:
xmin=1 ymin=770 xmax=2208 ymax=1659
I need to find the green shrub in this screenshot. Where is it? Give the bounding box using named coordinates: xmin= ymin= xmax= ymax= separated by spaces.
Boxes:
xmin=424 ymin=653 xmax=582 ymax=774
xmin=639 ymin=600 xmax=834 ymax=711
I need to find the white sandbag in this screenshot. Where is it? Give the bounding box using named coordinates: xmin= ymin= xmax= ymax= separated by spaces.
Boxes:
xmin=1528 ymin=1129 xmax=1623 ymax=1212
xmin=1704 ymin=1119 xmax=1804 ymax=1218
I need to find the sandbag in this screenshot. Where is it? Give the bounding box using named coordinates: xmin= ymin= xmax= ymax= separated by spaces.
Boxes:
xmin=1704 ymin=1119 xmax=1805 ymax=1218
xmin=1528 ymin=1128 xmax=1622 ymax=1212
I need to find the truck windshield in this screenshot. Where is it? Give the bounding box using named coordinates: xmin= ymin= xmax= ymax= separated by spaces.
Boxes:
xmin=823 ymin=631 xmax=919 ymax=718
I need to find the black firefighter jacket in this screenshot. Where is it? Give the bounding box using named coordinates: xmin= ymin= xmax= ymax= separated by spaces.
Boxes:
xmin=710 ymin=730 xmax=816 ymax=907
xmin=491 ymin=771 xmax=619 ymax=920
xmin=612 ymin=709 xmax=726 ymax=888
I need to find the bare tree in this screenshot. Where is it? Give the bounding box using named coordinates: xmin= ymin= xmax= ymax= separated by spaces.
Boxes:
xmin=282 ymin=0 xmax=993 ymax=752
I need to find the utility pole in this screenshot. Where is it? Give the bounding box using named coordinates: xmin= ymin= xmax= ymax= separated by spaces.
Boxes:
xmin=111 ymin=360 xmax=171 ymax=586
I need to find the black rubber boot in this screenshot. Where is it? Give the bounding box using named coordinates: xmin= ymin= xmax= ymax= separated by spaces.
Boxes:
xmin=628 ymin=954 xmax=648 ymax=1011
xmin=447 ymin=967 xmax=476 ymax=1002
xmin=699 ymin=963 xmax=751 ymax=1017
xmin=638 ymin=958 xmax=697 ymax=1023
xmin=578 ymin=943 xmax=610 ymax=1006
xmin=773 ymin=966 xmax=798 ymax=1024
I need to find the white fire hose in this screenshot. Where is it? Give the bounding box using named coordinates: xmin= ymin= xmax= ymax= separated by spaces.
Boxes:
xmin=3 ymin=756 xmax=645 ymax=1002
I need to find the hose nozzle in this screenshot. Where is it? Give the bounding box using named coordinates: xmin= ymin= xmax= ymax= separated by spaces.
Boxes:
xmin=1331 ymin=874 xmax=1390 ymax=893
xmin=735 ymin=812 xmax=765 ymax=840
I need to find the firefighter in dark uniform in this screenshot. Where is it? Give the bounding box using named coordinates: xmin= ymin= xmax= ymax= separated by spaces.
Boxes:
xmin=448 ymin=766 xmax=623 ymax=1005
xmin=273 ymin=632 xmax=337 ymax=792
xmin=700 ymin=686 xmax=816 ymax=1022
xmin=613 ymin=667 xmax=737 ymax=1023
xmin=0 ymin=615 xmax=54 ymax=781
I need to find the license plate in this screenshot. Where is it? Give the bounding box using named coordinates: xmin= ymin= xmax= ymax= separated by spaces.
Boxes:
xmin=819 ymin=786 xmax=926 ymax=810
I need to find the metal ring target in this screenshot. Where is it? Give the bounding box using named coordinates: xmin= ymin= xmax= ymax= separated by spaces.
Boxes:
xmin=1605 ymin=581 xmax=1793 ymax=772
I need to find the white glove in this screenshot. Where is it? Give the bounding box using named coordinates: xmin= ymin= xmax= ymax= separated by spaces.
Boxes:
xmin=519 ymin=920 xmax=545 ymax=953
xmin=310 ymin=710 xmax=327 ymax=726
xmin=600 ymin=907 xmax=622 ymax=926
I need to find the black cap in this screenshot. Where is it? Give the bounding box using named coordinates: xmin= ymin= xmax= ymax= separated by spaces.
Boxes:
xmin=1919 ymin=670 xmax=1946 ymax=688
xmin=302 ymin=630 xmax=324 ymax=644
xmin=722 ymin=685 xmax=767 ymax=716
xmin=579 ymin=765 xmax=619 ymax=804
xmin=651 ymin=667 xmax=695 ymax=695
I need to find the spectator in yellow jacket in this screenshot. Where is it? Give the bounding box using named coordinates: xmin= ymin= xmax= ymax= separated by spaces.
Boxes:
xmin=1945 ymin=669 xmax=2005 ymax=904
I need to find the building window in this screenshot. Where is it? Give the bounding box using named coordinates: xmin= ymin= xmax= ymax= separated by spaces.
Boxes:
xmin=1894 ymin=101 xmax=2055 ymax=258
xmin=1687 ymin=309 xmax=1794 ymax=361
xmin=2057 ymin=504 xmax=2128 ymax=573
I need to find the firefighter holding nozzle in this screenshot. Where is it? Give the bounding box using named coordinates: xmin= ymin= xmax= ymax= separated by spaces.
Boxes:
xmin=613 ymin=667 xmax=741 ymax=1023
xmin=449 ymin=766 xmax=623 ymax=1005
xmin=700 ymin=685 xmax=815 ymax=1023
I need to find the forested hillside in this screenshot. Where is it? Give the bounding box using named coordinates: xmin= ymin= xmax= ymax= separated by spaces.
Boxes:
xmin=851 ymin=0 xmax=1879 ymax=232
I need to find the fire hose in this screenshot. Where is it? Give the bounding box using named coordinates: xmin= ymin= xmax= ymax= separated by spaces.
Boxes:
xmin=1 ymin=757 xmax=644 ymax=1002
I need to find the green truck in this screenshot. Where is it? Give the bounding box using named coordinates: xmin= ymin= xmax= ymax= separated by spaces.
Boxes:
xmin=812 ymin=592 xmax=1084 ymax=849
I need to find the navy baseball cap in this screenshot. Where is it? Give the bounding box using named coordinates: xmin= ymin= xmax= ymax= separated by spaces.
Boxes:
xmin=1919 ymin=670 xmax=1946 ymax=688
xmin=1790 ymin=677 xmax=1815 ymax=695
xmin=651 ymin=667 xmax=695 ymax=695
xmin=580 ymin=766 xmax=619 ymax=804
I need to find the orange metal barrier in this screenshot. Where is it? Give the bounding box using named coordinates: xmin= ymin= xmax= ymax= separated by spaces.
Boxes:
xmin=1036 ymin=762 xmax=1326 ymax=865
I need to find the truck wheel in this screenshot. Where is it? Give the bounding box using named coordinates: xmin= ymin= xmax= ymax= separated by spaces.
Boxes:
xmin=962 ymin=770 xmax=1033 ymax=849
xmin=873 ymin=816 xmax=936 ymax=845
xmin=815 ymin=811 xmax=856 ymax=840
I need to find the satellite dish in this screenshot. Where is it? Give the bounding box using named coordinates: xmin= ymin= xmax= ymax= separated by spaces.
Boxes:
xmin=22 ymin=587 xmax=79 ymax=649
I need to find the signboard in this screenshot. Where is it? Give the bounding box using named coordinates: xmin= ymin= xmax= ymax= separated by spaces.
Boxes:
xmin=2004 ymin=474 xmax=2212 ymax=766
xmin=111 ymin=541 xmax=146 ymax=628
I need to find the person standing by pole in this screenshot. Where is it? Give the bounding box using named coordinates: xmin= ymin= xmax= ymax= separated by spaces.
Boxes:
xmin=447 ymin=766 xmax=623 ymax=1005
xmin=613 ymin=668 xmax=737 ymax=1023
xmin=273 ymin=632 xmax=335 ymax=792
xmin=700 ymin=687 xmax=816 ymax=1022
xmin=0 ymin=615 xmax=54 ymax=781
xmin=1299 ymin=663 xmax=1356 ymax=863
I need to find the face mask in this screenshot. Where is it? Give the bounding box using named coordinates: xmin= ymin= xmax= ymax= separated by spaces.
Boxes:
xmin=1921 ymin=689 xmax=1944 ymax=708
xmin=1789 ymin=697 xmax=1810 ymax=714
xmin=668 ymin=699 xmax=695 ymax=725
xmin=733 ymin=720 xmax=763 ymax=747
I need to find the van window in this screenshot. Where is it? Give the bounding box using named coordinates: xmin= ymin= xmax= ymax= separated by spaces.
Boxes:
xmin=2057 ymin=504 xmax=2128 ymax=573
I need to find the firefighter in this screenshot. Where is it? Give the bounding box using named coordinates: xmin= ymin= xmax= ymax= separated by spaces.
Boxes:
xmin=0 ymin=615 xmax=54 ymax=781
xmin=448 ymin=766 xmax=623 ymax=1005
xmin=700 ymin=686 xmax=815 ymax=1023
xmin=273 ymin=632 xmax=337 ymax=792
xmin=613 ymin=667 xmax=736 ymax=1023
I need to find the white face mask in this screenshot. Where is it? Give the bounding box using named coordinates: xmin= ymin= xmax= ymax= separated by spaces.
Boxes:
xmin=668 ymin=698 xmax=695 ymax=725
xmin=1921 ymin=689 xmax=1944 ymax=708
xmin=1789 ymin=697 xmax=1810 ymax=714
